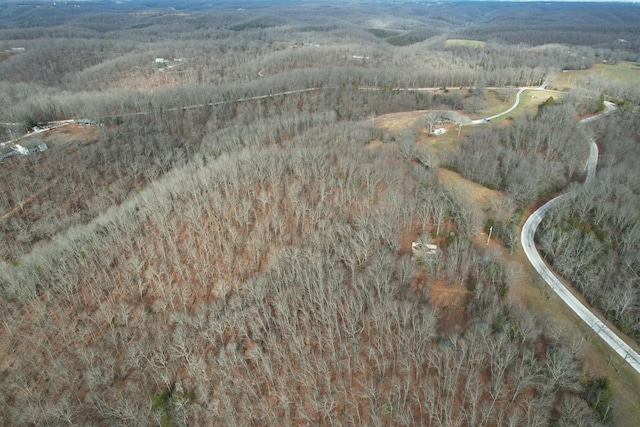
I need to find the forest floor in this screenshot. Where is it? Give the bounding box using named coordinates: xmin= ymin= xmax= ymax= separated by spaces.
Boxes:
xmin=374 ymin=108 xmax=640 ymax=427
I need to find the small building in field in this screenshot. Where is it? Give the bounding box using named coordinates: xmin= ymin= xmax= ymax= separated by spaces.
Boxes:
xmin=14 ymin=139 xmax=48 ymax=156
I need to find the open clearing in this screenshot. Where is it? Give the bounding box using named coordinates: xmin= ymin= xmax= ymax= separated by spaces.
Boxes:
xmin=444 ymin=39 xmax=486 ymax=48
xmin=51 ymin=123 xmax=100 ymax=145
xmin=428 ymin=279 xmax=471 ymax=335
xmin=436 ymin=168 xmax=500 ymax=213
xmin=476 ymin=89 xmax=515 ymax=119
xmin=374 ymin=110 xmax=427 ymax=134
xmin=497 ymin=89 xmax=561 ymax=120
xmin=552 ymin=61 xmax=640 ymax=90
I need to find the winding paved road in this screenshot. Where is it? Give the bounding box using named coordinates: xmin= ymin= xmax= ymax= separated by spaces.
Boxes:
xmin=521 ymin=102 xmax=640 ymax=375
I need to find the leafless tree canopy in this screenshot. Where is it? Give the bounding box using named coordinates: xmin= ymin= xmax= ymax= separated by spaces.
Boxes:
xmin=1 ymin=1 xmax=636 ymax=425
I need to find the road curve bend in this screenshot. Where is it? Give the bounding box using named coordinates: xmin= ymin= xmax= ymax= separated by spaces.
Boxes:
xmin=521 ymin=102 xmax=640 ymax=375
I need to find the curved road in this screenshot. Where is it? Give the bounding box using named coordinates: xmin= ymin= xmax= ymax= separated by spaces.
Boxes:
xmin=521 ymin=102 xmax=640 ymax=375
xmin=472 ymin=84 xmax=561 ymax=124
xmin=472 ymin=87 xmax=526 ymax=124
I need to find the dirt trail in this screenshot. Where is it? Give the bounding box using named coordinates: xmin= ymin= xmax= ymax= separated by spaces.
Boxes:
xmin=1 ymin=174 xmax=64 ymax=220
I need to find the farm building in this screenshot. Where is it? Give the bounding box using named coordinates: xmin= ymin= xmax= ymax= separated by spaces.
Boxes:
xmin=14 ymin=140 xmax=48 ymax=155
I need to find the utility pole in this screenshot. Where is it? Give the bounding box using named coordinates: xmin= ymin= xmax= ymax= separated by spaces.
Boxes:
xmin=486 ymin=226 xmax=493 ymax=246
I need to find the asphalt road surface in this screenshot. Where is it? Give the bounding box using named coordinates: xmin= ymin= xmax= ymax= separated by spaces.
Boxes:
xmin=521 ymin=102 xmax=640 ymax=375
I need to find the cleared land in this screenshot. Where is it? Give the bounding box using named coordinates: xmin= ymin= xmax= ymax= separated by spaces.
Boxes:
xmin=444 ymin=39 xmax=486 ymax=48
xmin=552 ymin=61 xmax=640 ymax=90
xmin=496 ymin=89 xmax=562 ymax=120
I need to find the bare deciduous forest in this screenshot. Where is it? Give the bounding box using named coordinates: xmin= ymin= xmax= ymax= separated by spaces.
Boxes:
xmin=0 ymin=0 xmax=639 ymax=425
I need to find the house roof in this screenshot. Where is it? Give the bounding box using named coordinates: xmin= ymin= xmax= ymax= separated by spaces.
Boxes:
xmin=18 ymin=139 xmax=45 ymax=149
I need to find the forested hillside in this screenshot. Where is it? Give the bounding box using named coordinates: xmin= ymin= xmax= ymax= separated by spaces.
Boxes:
xmin=1 ymin=1 xmax=639 ymax=425
xmin=0 ymin=121 xmax=595 ymax=425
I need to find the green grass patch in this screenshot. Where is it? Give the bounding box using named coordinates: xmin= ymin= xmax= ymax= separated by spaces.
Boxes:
xmin=552 ymin=61 xmax=640 ymax=90
xmin=444 ymin=39 xmax=486 ymax=48
xmin=500 ymin=90 xmax=562 ymax=120
xmin=425 ymin=125 xmax=466 ymax=157
xmin=468 ymin=89 xmax=561 ymax=123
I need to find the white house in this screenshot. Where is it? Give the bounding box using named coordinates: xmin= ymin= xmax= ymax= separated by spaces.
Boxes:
xmin=14 ymin=140 xmax=48 ymax=156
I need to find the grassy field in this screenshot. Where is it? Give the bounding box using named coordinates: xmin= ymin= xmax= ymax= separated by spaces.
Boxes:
xmin=552 ymin=61 xmax=640 ymax=90
xmin=444 ymin=39 xmax=486 ymax=48
xmin=471 ymin=89 xmax=516 ymax=120
xmin=470 ymin=89 xmax=563 ymax=123
xmin=499 ymin=89 xmax=562 ymax=121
